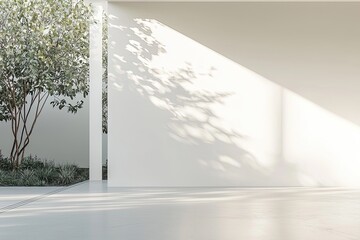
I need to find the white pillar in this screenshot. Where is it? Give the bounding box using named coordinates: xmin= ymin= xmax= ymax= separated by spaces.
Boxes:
xmin=89 ymin=0 xmax=103 ymax=181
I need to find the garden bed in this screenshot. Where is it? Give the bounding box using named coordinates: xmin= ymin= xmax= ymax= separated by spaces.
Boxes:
xmin=0 ymin=156 xmax=89 ymax=186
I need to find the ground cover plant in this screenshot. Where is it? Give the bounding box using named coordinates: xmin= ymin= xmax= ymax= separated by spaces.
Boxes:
xmin=0 ymin=153 xmax=88 ymax=186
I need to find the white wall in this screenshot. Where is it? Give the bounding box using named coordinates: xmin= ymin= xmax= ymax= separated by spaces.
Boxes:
xmin=0 ymin=100 xmax=90 ymax=167
xmin=108 ymin=2 xmax=360 ymax=186
xmin=283 ymin=92 xmax=360 ymax=186
xmin=0 ymin=99 xmax=108 ymax=168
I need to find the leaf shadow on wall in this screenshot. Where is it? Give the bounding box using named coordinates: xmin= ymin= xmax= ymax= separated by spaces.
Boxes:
xmin=109 ymin=18 xmax=303 ymax=186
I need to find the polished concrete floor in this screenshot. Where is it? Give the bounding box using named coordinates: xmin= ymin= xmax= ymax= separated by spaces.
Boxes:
xmin=1 ymin=181 xmax=360 ymax=240
xmin=0 ymin=186 xmax=62 ymax=210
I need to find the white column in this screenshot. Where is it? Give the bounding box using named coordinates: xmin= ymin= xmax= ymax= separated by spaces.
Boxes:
xmin=89 ymin=0 xmax=103 ymax=181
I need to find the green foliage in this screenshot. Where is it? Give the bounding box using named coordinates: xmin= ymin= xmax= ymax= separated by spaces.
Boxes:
xmin=19 ymin=155 xmax=45 ymax=170
xmin=20 ymin=169 xmax=43 ymax=186
xmin=102 ymin=13 xmax=108 ymax=134
xmin=0 ymin=0 xmax=91 ymax=116
xmin=0 ymin=170 xmax=18 ymax=186
xmin=0 ymin=155 xmax=88 ymax=186
xmin=102 ymin=159 xmax=108 ymax=180
xmin=0 ymin=0 xmax=93 ymax=167
xmin=34 ymin=166 xmax=56 ymax=183
xmin=0 ymin=154 xmax=12 ymax=171
xmin=58 ymin=164 xmax=77 ymax=185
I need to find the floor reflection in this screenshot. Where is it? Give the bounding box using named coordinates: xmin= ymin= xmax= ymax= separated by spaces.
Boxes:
xmin=1 ymin=181 xmax=360 ymax=240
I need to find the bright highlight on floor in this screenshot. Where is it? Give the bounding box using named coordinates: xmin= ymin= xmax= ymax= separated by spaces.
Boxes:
xmin=1 ymin=181 xmax=360 ymax=240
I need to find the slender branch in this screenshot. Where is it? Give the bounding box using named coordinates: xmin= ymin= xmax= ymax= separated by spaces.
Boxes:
xmin=18 ymin=91 xmax=39 ymax=149
xmin=18 ymin=92 xmax=50 ymax=158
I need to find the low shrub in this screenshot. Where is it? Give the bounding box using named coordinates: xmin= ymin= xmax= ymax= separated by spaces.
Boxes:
xmin=102 ymin=159 xmax=108 ymax=180
xmin=20 ymin=169 xmax=43 ymax=186
xmin=58 ymin=164 xmax=77 ymax=185
xmin=34 ymin=167 xmax=56 ymax=184
xmin=0 ymin=155 xmax=89 ymax=186
xmin=0 ymin=158 xmax=12 ymax=171
xmin=20 ymin=156 xmax=45 ymax=170
xmin=0 ymin=170 xmax=19 ymax=186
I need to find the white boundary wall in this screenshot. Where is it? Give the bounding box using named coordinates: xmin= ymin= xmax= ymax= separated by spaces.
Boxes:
xmin=108 ymin=3 xmax=360 ymax=186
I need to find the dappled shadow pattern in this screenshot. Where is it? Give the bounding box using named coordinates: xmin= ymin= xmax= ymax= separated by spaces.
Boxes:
xmin=109 ymin=18 xmax=301 ymax=185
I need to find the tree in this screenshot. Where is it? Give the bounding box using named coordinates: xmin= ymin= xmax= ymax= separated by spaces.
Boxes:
xmin=0 ymin=0 xmax=92 ymax=168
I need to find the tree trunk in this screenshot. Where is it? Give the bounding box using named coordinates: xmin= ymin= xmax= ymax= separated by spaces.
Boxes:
xmin=8 ymin=91 xmax=49 ymax=169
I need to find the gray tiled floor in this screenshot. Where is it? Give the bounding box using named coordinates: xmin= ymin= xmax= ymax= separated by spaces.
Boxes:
xmin=1 ymin=181 xmax=360 ymax=240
